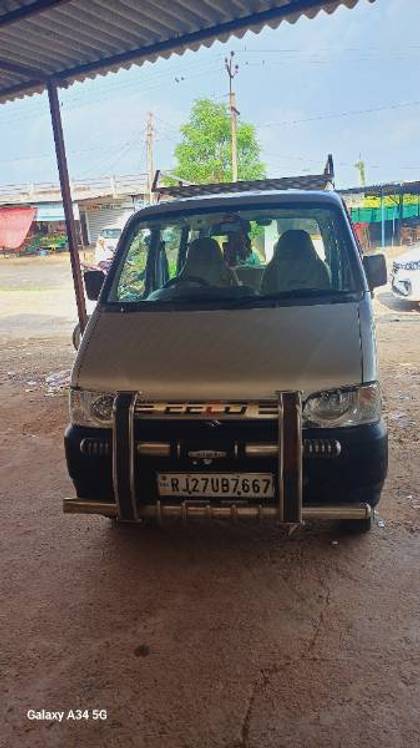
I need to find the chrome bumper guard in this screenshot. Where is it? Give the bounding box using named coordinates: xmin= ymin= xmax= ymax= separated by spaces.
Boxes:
xmin=63 ymin=499 xmax=372 ymax=522
xmin=64 ymin=391 xmax=370 ymax=524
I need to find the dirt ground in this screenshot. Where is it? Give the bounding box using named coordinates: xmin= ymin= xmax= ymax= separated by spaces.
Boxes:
xmin=1 ymin=255 xmax=420 ymax=748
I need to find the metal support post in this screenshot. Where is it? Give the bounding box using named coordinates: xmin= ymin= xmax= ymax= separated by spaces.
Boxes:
xmin=397 ymin=189 xmax=404 ymax=246
xmin=47 ymin=79 xmax=87 ymax=332
xmin=381 ymin=188 xmax=385 ymax=249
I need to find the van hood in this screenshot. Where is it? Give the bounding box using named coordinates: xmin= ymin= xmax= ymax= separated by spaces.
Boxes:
xmin=73 ymin=303 xmax=363 ymax=400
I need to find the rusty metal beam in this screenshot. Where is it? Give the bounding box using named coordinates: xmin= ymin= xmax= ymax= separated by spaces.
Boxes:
xmin=47 ymin=79 xmax=87 ymax=332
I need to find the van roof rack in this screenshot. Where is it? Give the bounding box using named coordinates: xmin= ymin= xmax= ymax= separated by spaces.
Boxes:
xmin=152 ymin=155 xmax=334 ymax=200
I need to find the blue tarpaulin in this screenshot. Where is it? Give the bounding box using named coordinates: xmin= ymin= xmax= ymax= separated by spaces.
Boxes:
xmin=34 ymin=202 xmax=79 ymax=222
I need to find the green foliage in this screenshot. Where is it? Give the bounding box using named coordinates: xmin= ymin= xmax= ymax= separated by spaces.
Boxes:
xmin=171 ymin=98 xmax=266 ymax=184
xmin=117 ymin=234 xmax=148 ymax=301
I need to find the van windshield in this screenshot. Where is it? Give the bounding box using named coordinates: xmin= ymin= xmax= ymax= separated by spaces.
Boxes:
xmin=107 ymin=204 xmax=360 ymax=308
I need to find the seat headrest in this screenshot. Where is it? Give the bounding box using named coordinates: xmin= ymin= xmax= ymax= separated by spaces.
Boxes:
xmin=274 ymin=229 xmax=316 ymax=261
xmin=185 ymin=237 xmax=225 ymax=269
xmin=180 ymin=236 xmax=233 ymax=287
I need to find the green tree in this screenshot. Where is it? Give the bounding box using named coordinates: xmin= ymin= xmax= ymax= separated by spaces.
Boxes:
xmin=171 ymin=98 xmax=265 ymax=184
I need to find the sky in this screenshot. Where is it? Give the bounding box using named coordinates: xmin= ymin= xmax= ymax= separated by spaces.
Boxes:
xmin=0 ymin=0 xmax=419 ymax=190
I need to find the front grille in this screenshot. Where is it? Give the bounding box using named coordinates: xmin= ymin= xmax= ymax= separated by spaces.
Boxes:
xmin=134 ymin=401 xmax=278 ymax=420
xmin=394 ymin=260 xmax=420 ymax=272
xmin=133 ymin=418 xmax=277 ymax=462
xmin=404 ymin=260 xmax=420 ymax=271
xmin=78 ymin=431 xmax=341 ymax=461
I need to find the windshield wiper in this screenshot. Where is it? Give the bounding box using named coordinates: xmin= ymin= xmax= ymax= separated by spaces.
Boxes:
xmin=262 ymin=288 xmax=351 ymax=300
xmin=179 ymin=293 xmax=260 ymax=303
xmin=144 ymin=288 xmax=352 ymax=307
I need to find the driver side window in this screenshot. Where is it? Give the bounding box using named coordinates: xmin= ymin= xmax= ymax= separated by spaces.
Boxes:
xmin=116 ymin=229 xmax=150 ymax=301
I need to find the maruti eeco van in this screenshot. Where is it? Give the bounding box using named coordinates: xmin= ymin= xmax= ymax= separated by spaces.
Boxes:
xmin=64 ymin=184 xmax=388 ymax=533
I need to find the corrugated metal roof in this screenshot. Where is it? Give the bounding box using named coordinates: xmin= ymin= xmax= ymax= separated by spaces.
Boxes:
xmin=342 ymin=181 xmax=420 ymax=197
xmin=154 ymin=175 xmax=334 ymax=200
xmin=0 ymin=0 xmax=376 ymax=104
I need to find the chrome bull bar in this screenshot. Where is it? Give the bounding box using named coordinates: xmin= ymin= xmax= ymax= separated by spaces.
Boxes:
xmin=63 ymin=391 xmax=371 ymax=523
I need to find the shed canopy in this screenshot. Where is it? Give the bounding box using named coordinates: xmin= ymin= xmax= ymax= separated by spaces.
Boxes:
xmin=0 ymin=0 xmax=375 ymax=104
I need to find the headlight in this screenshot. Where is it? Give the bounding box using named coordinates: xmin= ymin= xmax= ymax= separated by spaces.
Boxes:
xmin=70 ymin=389 xmax=115 ymax=427
xmin=303 ymin=383 xmax=381 ymax=428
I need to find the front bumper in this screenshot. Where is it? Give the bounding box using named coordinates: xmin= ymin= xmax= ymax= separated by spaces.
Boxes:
xmin=64 ymin=394 xmax=387 ymax=522
xmin=63 ymin=499 xmax=373 ymax=522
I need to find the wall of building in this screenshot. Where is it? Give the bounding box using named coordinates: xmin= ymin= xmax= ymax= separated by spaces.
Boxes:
xmin=80 ymin=200 xmax=137 ymax=244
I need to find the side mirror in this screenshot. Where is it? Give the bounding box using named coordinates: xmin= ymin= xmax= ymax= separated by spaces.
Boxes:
xmin=84 ymin=269 xmax=105 ymax=301
xmin=362 ymin=254 xmax=387 ymax=291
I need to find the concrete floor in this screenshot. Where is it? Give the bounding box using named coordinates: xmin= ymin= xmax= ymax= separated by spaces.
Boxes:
xmin=1 ymin=256 xmax=420 ymax=747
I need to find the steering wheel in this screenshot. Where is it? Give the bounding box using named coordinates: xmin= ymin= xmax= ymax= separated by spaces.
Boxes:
xmin=163 ymin=275 xmax=211 ymax=289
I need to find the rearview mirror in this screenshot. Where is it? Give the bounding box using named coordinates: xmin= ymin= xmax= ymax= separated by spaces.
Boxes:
xmin=362 ymin=254 xmax=387 ymax=291
xmin=84 ymin=269 xmax=105 ymax=301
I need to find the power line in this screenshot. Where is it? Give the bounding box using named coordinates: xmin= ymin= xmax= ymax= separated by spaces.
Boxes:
xmin=73 ymin=139 xmax=139 ymax=179
xmin=0 ymin=60 xmax=225 ymax=126
xmin=0 ymin=138 xmax=137 ymax=165
xmin=257 ymin=99 xmax=420 ymax=128
xmin=238 ymin=45 xmax=420 ymax=56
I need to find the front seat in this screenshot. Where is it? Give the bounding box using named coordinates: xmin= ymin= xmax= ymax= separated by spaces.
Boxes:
xmin=178 ymin=237 xmax=237 ymax=287
xmin=261 ymin=229 xmax=330 ymax=295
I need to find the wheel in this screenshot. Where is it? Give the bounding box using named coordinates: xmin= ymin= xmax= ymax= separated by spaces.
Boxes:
xmin=341 ymin=515 xmax=373 ymax=533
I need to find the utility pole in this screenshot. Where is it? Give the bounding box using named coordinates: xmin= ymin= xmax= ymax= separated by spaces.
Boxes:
xmin=225 ymin=51 xmax=239 ymax=182
xmin=145 ymin=111 xmax=155 ymax=204
xmin=354 ymin=153 xmax=366 ymax=188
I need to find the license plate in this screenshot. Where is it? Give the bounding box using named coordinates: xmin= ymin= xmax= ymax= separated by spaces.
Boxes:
xmin=157 ymin=473 xmax=275 ymax=499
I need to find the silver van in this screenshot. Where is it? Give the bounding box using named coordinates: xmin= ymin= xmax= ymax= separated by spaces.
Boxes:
xmin=64 ymin=175 xmax=388 ymax=532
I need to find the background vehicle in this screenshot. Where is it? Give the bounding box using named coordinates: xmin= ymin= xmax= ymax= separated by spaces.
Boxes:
xmin=65 ymin=172 xmax=388 ymax=533
xmin=391 ymin=246 xmax=420 ymax=304
xmin=94 ymin=224 xmax=123 ymax=265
